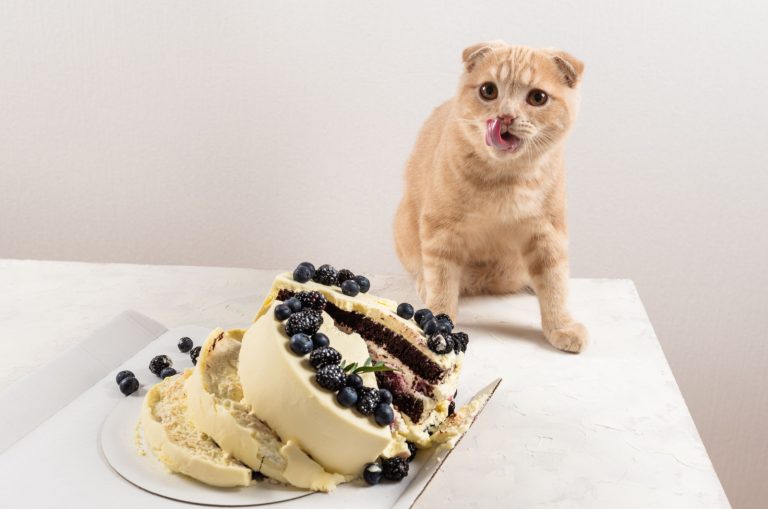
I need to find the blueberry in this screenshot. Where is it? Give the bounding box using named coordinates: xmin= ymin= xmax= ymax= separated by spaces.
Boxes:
xmin=355 ymin=275 xmax=371 ymax=293
xmin=346 ymin=373 xmax=364 ymax=389
xmin=336 ymin=386 xmax=358 ymax=407
xmin=290 ymin=333 xmax=313 ymax=356
xmin=177 ymin=336 xmax=193 ymax=353
xmin=274 ymin=303 xmax=292 ymax=320
xmin=115 ymin=370 xmax=135 ymax=385
xmin=396 ymin=303 xmax=414 ymax=320
xmin=414 ymin=308 xmax=433 ymax=324
xmin=119 ymin=376 xmax=139 ymax=396
xmin=293 ymin=265 xmax=312 ymax=283
xmin=363 ymin=462 xmax=383 ymax=485
xmin=378 ymin=388 xmax=393 ymax=405
xmin=341 ymin=279 xmax=360 ymax=297
xmin=298 ymin=262 xmax=316 ymax=277
xmin=285 ymin=297 xmax=303 ymax=313
xmin=436 ymin=320 xmax=453 ymax=334
xmin=149 ymin=355 xmax=172 ymax=376
xmin=311 ymin=332 xmax=330 ymax=349
xmin=374 ymin=403 xmax=395 ymax=426
xmin=159 ymin=367 xmax=177 ymax=379
xmin=190 ymin=346 xmax=202 ymax=365
xmin=421 ymin=318 xmax=438 ymax=335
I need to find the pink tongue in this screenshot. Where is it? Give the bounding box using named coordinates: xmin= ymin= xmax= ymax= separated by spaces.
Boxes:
xmin=485 ymin=118 xmax=513 ymax=150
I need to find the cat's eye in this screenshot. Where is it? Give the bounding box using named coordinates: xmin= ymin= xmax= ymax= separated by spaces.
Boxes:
xmin=479 ymin=82 xmax=498 ymax=101
xmin=527 ymin=89 xmax=548 ymax=106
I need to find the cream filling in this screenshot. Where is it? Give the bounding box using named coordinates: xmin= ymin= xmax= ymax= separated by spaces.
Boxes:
xmin=141 ymin=370 xmax=252 ymax=488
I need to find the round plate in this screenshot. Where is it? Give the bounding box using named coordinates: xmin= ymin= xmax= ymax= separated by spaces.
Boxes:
xmin=99 ymin=393 xmax=314 ymax=506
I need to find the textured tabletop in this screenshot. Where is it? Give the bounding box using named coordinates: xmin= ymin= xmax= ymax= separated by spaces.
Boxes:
xmin=0 ymin=260 xmax=730 ymax=508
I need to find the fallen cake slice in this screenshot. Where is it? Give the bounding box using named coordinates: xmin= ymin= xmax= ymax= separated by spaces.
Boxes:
xmin=185 ymin=327 xmax=346 ymax=492
xmin=141 ymin=370 xmax=252 ymax=488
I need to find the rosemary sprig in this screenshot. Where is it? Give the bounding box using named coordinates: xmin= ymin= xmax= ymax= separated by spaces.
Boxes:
xmin=341 ymin=357 xmax=395 ymax=374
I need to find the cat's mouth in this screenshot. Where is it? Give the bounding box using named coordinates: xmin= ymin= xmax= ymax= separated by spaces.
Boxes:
xmin=485 ymin=118 xmax=522 ymax=152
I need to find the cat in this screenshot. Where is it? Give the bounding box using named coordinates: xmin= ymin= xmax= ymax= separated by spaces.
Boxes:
xmin=394 ymin=41 xmax=587 ymax=353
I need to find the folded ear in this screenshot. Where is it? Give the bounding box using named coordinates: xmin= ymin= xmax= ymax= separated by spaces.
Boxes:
xmin=462 ymin=40 xmax=506 ymax=72
xmin=550 ymin=50 xmax=584 ymax=88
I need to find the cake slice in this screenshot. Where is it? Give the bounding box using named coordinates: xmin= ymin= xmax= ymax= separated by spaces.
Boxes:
xmin=185 ymin=327 xmax=346 ymax=492
xmin=141 ymin=370 xmax=252 ymax=487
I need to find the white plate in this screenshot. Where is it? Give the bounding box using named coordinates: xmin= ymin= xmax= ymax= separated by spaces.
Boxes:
xmin=99 ymin=383 xmax=314 ymax=507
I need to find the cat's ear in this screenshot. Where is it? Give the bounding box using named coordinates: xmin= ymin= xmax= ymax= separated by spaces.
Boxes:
xmin=462 ymin=41 xmax=505 ymax=73
xmin=550 ymin=50 xmax=584 ymax=88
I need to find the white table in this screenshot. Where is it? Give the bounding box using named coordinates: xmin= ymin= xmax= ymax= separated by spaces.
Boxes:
xmin=0 ymin=259 xmax=730 ymax=508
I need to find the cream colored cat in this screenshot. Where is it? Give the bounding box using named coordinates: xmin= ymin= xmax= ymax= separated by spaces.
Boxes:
xmin=394 ymin=41 xmax=587 ymax=353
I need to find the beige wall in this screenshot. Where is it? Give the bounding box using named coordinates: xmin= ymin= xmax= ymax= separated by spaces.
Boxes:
xmin=2 ymin=1 xmax=766 ymax=506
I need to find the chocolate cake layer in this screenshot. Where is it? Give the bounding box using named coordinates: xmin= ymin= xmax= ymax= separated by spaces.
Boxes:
xmin=376 ymin=371 xmax=425 ymax=423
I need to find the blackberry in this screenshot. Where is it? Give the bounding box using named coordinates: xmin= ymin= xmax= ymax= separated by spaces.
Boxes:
xmin=356 ymin=387 xmax=381 ymax=415
xmin=341 ymin=279 xmax=360 ymax=296
xmin=115 ymin=370 xmax=135 ymax=385
xmin=363 ymin=462 xmax=383 ymax=485
xmin=396 ymin=302 xmax=415 ymax=320
xmin=311 ymin=332 xmax=330 ymax=349
xmin=293 ymin=265 xmax=312 ymax=283
xmin=251 ymin=470 xmax=266 ymax=481
xmin=149 ymin=355 xmax=172 ymax=376
xmin=313 ymin=264 xmax=338 ymax=286
xmin=374 ymin=403 xmax=395 ymax=426
xmin=315 ymin=364 xmax=346 ymax=391
xmin=451 ymin=332 xmax=469 ymax=353
xmin=434 ymin=313 xmax=454 ymax=329
xmin=295 ymin=291 xmax=327 ymax=312
xmin=427 ymin=333 xmax=454 ymax=355
xmin=414 ymin=308 xmax=433 ymax=324
xmin=190 ymin=346 xmax=202 ymax=365
xmin=355 ymin=275 xmax=371 ymax=293
xmin=406 ymin=441 xmax=417 ymax=462
xmin=160 ymin=367 xmax=177 ymax=379
xmin=285 ymin=297 xmax=303 ymax=313
xmin=346 ymin=373 xmax=364 ymax=389
xmin=274 ymin=303 xmax=292 ymax=320
xmin=382 ymin=457 xmax=409 ymax=481
xmin=337 ymin=269 xmax=355 ymax=284
xmin=177 ymin=336 xmax=194 ymax=353
xmin=119 ymin=376 xmax=139 ymax=396
xmin=448 ymin=401 xmax=456 ymax=416
xmin=309 ymin=346 xmax=341 ymax=369
xmin=336 ymin=386 xmax=358 ymax=407
xmin=284 ymin=309 xmax=323 ymax=336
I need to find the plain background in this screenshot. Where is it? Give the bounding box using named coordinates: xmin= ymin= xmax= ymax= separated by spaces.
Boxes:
xmin=1 ymin=1 xmax=766 ymax=506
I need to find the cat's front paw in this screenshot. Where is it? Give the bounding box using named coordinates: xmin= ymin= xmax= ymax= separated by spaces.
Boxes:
xmin=544 ymin=322 xmax=588 ymax=353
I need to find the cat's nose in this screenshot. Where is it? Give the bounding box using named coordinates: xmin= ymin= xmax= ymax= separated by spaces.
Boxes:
xmin=498 ymin=114 xmax=517 ymax=125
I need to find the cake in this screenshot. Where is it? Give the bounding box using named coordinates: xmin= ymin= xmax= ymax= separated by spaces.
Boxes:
xmin=140 ymin=263 xmax=473 ymax=492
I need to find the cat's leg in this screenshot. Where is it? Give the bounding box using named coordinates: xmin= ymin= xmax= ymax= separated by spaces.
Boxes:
xmin=523 ymin=231 xmax=588 ymax=353
xmin=419 ymin=220 xmax=462 ymax=318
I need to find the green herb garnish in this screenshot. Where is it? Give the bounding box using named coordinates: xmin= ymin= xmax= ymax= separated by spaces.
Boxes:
xmin=341 ymin=357 xmax=395 ymax=374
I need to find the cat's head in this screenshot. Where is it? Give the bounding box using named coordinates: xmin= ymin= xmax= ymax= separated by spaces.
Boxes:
xmin=455 ymin=42 xmax=584 ymax=164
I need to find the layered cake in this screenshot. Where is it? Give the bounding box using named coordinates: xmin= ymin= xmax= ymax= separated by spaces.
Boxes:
xmin=140 ymin=263 xmax=472 ymax=492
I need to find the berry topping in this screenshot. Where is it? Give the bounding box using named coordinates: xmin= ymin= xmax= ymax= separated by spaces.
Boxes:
xmin=434 ymin=313 xmax=454 ymax=329
xmin=340 ymin=279 xmax=360 ymax=296
xmin=293 ymin=265 xmax=312 ymax=283
xmin=336 ymin=269 xmax=355 ymax=284
xmin=298 ymin=262 xmax=316 ymax=277
xmin=159 ymin=367 xmax=177 ymax=379
xmin=414 ymin=308 xmax=433 ymax=324
xmin=274 ymin=303 xmax=292 ymax=320
xmin=382 ymin=457 xmax=409 ymax=481
xmin=309 ymin=346 xmax=342 ymax=369
xmin=251 ymin=470 xmax=266 ymax=481
xmin=119 ymin=376 xmax=139 ymax=396
xmin=289 ymin=333 xmax=313 ymax=356
xmin=149 ymin=355 xmax=172 ymax=377
xmin=315 ymin=364 xmax=346 ymax=391
xmin=295 ymin=291 xmax=327 ymax=312
xmin=313 ymin=264 xmax=338 ymax=286
xmin=451 ymin=331 xmax=469 ymax=353
xmin=378 ymin=388 xmax=393 ymax=405
xmin=406 ymin=441 xmax=417 ymax=462
xmin=396 ymin=303 xmax=415 ymax=320
xmin=285 ymin=297 xmax=303 ymax=313
xmin=437 ymin=320 xmax=453 ymax=334
xmin=345 ymin=373 xmax=364 ymax=389
xmin=311 ymin=332 xmax=330 ymax=349
xmin=448 ymin=400 xmax=456 ymax=416
xmin=355 ymin=275 xmax=371 ymax=293
xmin=177 ymin=336 xmax=193 ymax=353
xmin=374 ymin=403 xmax=395 ymax=426
xmin=421 ymin=317 xmax=438 ymax=335
xmin=115 ymin=370 xmax=135 ymax=385
xmin=427 ymin=333 xmax=454 ymax=354
xmin=336 ymin=386 xmax=359 ymax=407
xmin=190 ymin=346 xmax=202 ymax=365
xmin=284 ymin=309 xmax=323 ymax=336
xmin=356 ymin=387 xmax=381 ymax=415
xmin=363 ymin=462 xmax=383 ymax=485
